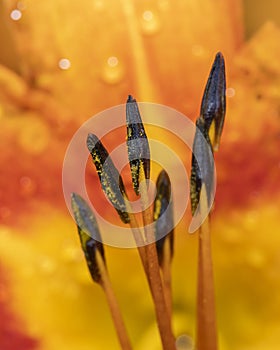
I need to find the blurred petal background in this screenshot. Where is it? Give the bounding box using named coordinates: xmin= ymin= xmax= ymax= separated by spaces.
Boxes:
xmin=0 ymin=0 xmax=280 ymax=349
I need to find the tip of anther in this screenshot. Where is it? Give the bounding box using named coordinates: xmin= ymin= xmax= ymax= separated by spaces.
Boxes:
xmin=87 ymin=133 xmax=98 ymax=153
xmin=127 ymin=95 xmax=136 ymax=103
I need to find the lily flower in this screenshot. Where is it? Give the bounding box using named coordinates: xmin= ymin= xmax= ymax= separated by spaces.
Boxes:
xmin=0 ymin=1 xmax=280 ymax=350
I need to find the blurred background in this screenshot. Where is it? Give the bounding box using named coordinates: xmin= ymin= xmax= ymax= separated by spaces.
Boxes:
xmin=0 ymin=0 xmax=280 ymax=349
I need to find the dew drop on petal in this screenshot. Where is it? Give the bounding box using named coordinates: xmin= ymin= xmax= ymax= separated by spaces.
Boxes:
xmin=226 ymin=87 xmax=236 ymax=98
xmin=143 ymin=10 xmax=154 ymax=21
xmin=58 ymin=58 xmax=71 ymax=70
xmin=10 ymin=9 xmax=22 ymax=21
xmin=140 ymin=10 xmax=160 ymax=35
xmin=176 ymin=334 xmax=194 ymax=350
xmin=107 ymin=56 xmax=119 ymax=67
xmin=20 ymin=176 xmax=36 ymax=196
xmin=102 ymin=56 xmax=124 ymax=84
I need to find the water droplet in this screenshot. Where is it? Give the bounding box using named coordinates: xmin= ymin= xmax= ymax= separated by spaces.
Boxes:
xmin=58 ymin=58 xmax=71 ymax=70
xmin=143 ymin=10 xmax=154 ymax=21
xmin=176 ymin=334 xmax=194 ymax=350
xmin=191 ymin=45 xmax=205 ymax=57
xmin=107 ymin=56 xmax=119 ymax=67
xmin=10 ymin=9 xmax=22 ymax=21
xmin=20 ymin=176 xmax=36 ymax=196
xmin=18 ymin=117 xmax=50 ymax=155
xmin=226 ymin=87 xmax=236 ymax=98
xmin=140 ymin=10 xmax=160 ymax=35
xmin=102 ymin=57 xmax=124 ymax=84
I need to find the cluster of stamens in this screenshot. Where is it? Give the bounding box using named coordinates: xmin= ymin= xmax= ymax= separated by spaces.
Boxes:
xmin=70 ymin=52 xmax=226 ymax=350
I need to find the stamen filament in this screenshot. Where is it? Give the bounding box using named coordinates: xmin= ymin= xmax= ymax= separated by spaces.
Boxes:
xmin=139 ymin=165 xmax=176 ymax=350
xmin=96 ymin=250 xmax=133 ymax=350
xmin=196 ymin=184 xmax=217 ymax=350
xmin=161 ymin=237 xmax=173 ymax=319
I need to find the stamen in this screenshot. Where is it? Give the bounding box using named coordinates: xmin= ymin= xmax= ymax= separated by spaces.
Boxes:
xmin=154 ymin=169 xmax=174 ymax=267
xmin=190 ymin=118 xmax=214 ymax=215
xmin=126 ymin=94 xmax=150 ymax=195
xmin=191 ymin=52 xmax=227 ymax=350
xmin=71 ymin=193 xmax=105 ymax=283
xmin=87 ymin=133 xmax=130 ymax=223
xmin=200 ymin=52 xmax=226 ymax=151
xmin=71 ymin=193 xmax=132 ymax=350
xmin=153 ymin=169 xmax=174 ymax=318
